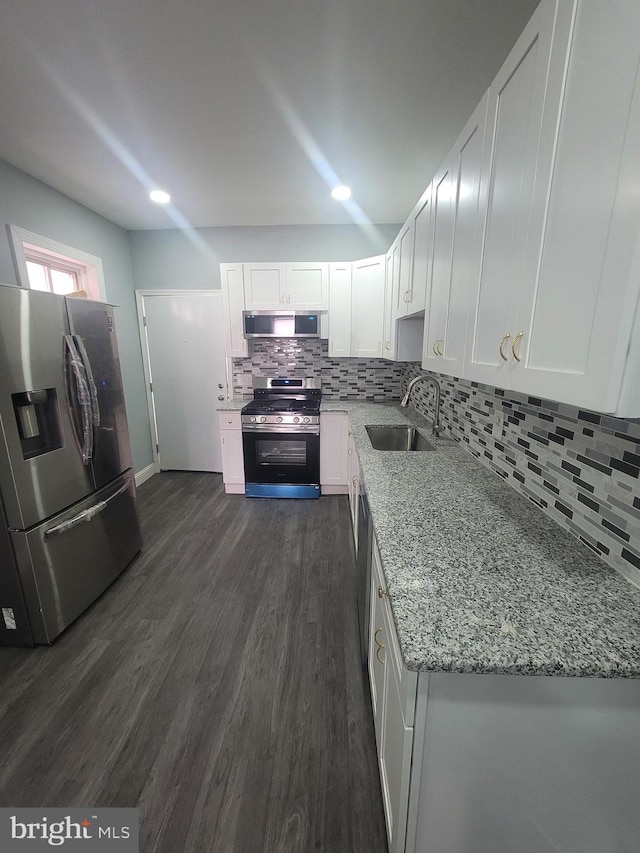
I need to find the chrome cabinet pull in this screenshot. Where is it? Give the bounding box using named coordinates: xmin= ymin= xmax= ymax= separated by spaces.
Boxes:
xmin=432 ymin=340 xmax=439 ymax=355
xmin=378 ymin=587 xmax=389 ymax=599
xmin=403 ymin=290 xmax=410 ymax=303
xmin=499 ymin=332 xmax=511 ymax=361
xmin=512 ymin=330 xmax=525 ymax=362
xmin=374 ymin=627 xmax=385 ymax=664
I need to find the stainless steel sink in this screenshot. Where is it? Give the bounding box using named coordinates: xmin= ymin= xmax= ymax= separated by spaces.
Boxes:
xmin=365 ymin=424 xmax=436 ymax=451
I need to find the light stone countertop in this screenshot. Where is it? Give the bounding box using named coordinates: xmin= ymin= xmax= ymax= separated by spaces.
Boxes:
xmin=321 ymin=401 xmax=640 ymax=678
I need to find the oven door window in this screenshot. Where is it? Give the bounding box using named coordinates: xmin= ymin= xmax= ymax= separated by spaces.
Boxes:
xmin=256 ymin=438 xmax=306 ymax=466
xmin=243 ymin=431 xmax=320 ymax=485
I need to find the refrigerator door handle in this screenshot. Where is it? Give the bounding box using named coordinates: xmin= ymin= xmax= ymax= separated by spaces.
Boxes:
xmin=73 ymin=335 xmax=100 ymax=428
xmin=44 ymin=478 xmax=132 ymax=539
xmin=64 ymin=335 xmax=94 ymax=464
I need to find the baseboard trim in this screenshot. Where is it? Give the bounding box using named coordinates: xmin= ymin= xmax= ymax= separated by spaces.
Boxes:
xmin=224 ymin=483 xmax=245 ymax=494
xmin=320 ymin=485 xmax=349 ymax=495
xmin=135 ymin=462 xmax=159 ymax=487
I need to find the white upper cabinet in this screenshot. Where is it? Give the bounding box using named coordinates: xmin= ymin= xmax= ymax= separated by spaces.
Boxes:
xmin=242 ymin=263 xmax=286 ymax=309
xmin=508 ymin=0 xmax=640 ymax=416
xmin=408 ymin=189 xmax=431 ymax=319
xmin=465 ymin=0 xmax=575 ymax=387
xmin=464 ymin=0 xmax=640 ymax=416
xmin=242 ymin=262 xmax=328 ymax=310
xmin=351 ymin=255 xmax=386 ymax=358
xmin=220 ymin=263 xmax=248 ymax=357
xmin=285 ymin=262 xmax=329 ymax=309
xmin=328 ymin=262 xmax=352 ymax=357
xmin=393 ymin=222 xmax=415 ymax=318
xmin=423 ymin=93 xmax=488 ymax=378
xmin=422 ymin=157 xmax=456 ymax=370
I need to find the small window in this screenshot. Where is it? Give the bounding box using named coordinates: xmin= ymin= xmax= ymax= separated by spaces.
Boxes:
xmin=7 ymin=225 xmax=106 ymax=301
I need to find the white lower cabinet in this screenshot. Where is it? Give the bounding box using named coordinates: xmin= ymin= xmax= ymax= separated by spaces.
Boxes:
xmin=369 ymin=537 xmax=417 ymax=853
xmin=319 ymin=412 xmax=349 ymax=494
xmin=347 ymin=430 xmax=360 ymax=550
xmin=218 ymin=411 xmax=244 ymax=493
xmin=367 ymin=530 xmax=640 ymax=853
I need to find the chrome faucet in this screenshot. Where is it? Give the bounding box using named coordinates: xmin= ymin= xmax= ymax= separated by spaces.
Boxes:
xmin=400 ymin=374 xmax=442 ymax=436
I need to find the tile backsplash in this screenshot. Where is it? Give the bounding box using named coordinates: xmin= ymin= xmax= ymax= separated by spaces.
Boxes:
xmin=232 ymin=339 xmax=640 ymax=588
xmin=232 ymin=338 xmax=405 ymax=401
xmin=401 ymin=365 xmax=640 ymax=588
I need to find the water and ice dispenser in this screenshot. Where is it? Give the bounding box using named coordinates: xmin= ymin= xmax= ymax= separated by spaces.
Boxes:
xmin=11 ymin=389 xmax=63 ymax=459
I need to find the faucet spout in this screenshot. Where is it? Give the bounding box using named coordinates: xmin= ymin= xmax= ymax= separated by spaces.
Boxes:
xmin=400 ymin=374 xmax=442 ymax=436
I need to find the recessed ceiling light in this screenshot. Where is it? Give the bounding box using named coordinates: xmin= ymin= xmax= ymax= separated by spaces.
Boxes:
xmin=149 ymin=189 xmax=171 ymax=204
xmin=331 ymin=185 xmax=352 ymax=201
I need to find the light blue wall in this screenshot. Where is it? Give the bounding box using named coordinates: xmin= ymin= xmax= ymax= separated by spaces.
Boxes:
xmin=128 ymin=223 xmax=400 ymax=290
xmin=1 ymin=157 xmax=401 ymax=479
xmin=0 ymin=159 xmax=154 ymax=473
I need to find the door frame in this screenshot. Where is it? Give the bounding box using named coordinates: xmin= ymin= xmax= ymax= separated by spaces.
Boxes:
xmin=135 ymin=289 xmax=231 ymax=477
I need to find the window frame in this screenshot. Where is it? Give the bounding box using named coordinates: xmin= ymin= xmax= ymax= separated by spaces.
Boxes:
xmin=7 ymin=224 xmax=107 ymax=301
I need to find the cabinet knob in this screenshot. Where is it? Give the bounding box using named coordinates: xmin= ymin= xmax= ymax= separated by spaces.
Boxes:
xmin=352 ymin=476 xmax=358 ymax=488
xmin=218 ymin=395 xmax=224 ymax=401
xmin=499 ymin=332 xmax=511 ymax=361
xmin=403 ymin=290 xmax=410 ymax=303
xmin=385 ymin=341 xmax=391 ymax=350
xmin=227 ymin=419 xmax=233 ymax=424
xmin=218 ymin=383 xmax=224 ymax=389
xmin=378 ymin=587 xmax=389 ymax=599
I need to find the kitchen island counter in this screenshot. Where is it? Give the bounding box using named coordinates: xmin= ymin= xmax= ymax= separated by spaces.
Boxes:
xmin=322 ymin=401 xmax=640 ymax=678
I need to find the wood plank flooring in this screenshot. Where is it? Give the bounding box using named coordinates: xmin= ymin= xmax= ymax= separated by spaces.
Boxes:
xmin=0 ymin=472 xmax=388 ymax=852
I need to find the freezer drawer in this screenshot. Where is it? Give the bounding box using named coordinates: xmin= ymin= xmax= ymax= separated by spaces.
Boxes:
xmin=11 ymin=471 xmax=142 ymax=644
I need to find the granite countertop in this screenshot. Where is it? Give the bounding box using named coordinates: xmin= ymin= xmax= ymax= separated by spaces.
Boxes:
xmin=217 ymin=398 xmax=249 ymax=411
xmin=322 ymin=401 xmax=640 ymax=678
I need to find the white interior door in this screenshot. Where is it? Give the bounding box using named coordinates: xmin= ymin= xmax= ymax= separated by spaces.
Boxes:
xmin=141 ymin=292 xmax=226 ymax=472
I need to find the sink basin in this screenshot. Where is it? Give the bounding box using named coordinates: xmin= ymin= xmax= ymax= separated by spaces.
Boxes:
xmin=365 ymin=424 xmax=436 ymax=452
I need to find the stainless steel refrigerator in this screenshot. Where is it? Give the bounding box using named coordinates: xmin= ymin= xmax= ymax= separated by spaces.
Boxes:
xmin=0 ymin=284 xmax=142 ymax=646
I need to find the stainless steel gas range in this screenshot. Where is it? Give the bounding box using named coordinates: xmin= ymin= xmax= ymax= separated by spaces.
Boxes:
xmin=241 ymin=377 xmax=321 ymax=499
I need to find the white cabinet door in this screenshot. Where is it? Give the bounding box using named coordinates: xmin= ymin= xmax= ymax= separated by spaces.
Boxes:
xmin=218 ymin=412 xmax=245 ymax=492
xmin=394 ymin=222 xmax=415 ymax=318
xmin=351 ymin=255 xmax=385 ymax=358
xmin=423 ymin=94 xmax=488 ymax=378
xmin=369 ymin=542 xmax=387 ymax=751
xmin=285 ymin=262 xmax=328 ymax=309
xmin=347 ymin=431 xmax=360 ymax=549
xmin=465 ymin=0 xmax=575 ymax=387
xmin=422 ymin=157 xmax=456 ymax=370
xmin=383 ymin=249 xmax=398 ymax=358
xmin=320 ymin=412 xmax=349 ymax=492
xmin=369 ymin=538 xmax=415 ymax=853
xmin=243 ymin=263 xmax=286 ymax=309
xmin=409 ymin=188 xmax=432 ymax=321
xmin=220 ymin=263 xmax=248 ymax=357
xmin=328 ymin=263 xmax=352 ymax=357
xmin=508 ymin=0 xmax=640 ymax=415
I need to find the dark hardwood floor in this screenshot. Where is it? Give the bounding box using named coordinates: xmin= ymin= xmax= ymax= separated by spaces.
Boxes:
xmin=0 ymin=472 xmax=388 ymax=852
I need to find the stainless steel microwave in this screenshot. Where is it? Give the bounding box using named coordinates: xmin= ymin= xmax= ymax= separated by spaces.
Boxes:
xmin=242 ymin=311 xmax=320 ymax=338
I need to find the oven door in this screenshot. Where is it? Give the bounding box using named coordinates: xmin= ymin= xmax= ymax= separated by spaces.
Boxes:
xmin=242 ymin=428 xmax=320 ymax=499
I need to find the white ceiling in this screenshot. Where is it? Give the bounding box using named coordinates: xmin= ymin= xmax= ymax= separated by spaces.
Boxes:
xmin=0 ymin=0 xmax=539 ymax=231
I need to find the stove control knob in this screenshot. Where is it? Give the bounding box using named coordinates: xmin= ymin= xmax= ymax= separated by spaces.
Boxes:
xmin=250 ymin=416 xmax=256 ymax=423
xmin=260 ymin=416 xmax=267 ymax=423
xmin=303 ymin=417 xmax=310 ymax=424
xmin=293 ymin=416 xmax=300 ymax=424
xmin=276 ymin=416 xmax=283 ymax=423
